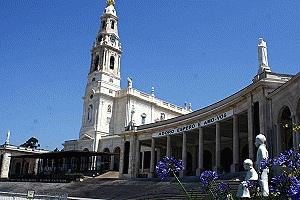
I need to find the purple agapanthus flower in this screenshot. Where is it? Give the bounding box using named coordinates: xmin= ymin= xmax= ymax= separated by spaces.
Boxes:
xmin=260 ymin=158 xmax=273 ymax=171
xmin=155 ymin=156 xmax=184 ymax=180
xmin=288 ymin=177 xmax=300 ymax=200
xmin=273 ymin=150 xmax=300 ymax=170
xmin=244 ymin=180 xmax=257 ymax=190
xmin=270 ymin=173 xmax=290 ymax=195
xmin=199 ymin=170 xmax=218 ymax=188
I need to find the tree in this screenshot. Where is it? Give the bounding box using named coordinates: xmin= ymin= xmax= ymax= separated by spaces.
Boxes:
xmin=20 ymin=137 xmax=40 ymax=149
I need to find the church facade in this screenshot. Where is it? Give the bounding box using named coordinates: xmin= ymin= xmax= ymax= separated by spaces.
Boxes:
xmin=64 ymin=1 xmax=300 ymax=179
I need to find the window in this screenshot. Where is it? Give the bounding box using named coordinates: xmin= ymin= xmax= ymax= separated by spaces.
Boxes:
xmin=109 ymin=78 xmax=113 ymax=83
xmin=111 ymin=20 xmax=115 ymax=29
xmin=87 ymin=105 xmax=93 ymax=123
xmin=141 ymin=113 xmax=147 ymax=125
xmin=92 ymin=78 xmax=96 ymax=82
xmin=97 ymin=35 xmax=102 ymax=43
xmin=89 ymin=94 xmax=93 ymax=99
xmin=94 ymin=55 xmax=99 ymax=71
xmin=102 ymin=21 xmax=106 ymax=29
xmin=107 ymin=105 xmax=112 ymax=113
xmin=110 ymin=56 xmax=115 ymax=70
xmin=109 ymin=89 xmax=113 ymax=94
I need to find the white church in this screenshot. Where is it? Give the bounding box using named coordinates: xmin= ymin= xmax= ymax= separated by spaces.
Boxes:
xmin=1 ymin=0 xmax=299 ymax=180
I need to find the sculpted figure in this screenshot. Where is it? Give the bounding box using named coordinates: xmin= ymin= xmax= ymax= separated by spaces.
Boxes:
xmin=127 ymin=77 xmax=133 ymax=88
xmin=236 ymin=159 xmax=258 ymax=198
xmin=5 ymin=130 xmax=10 ymax=145
xmin=255 ymin=134 xmax=269 ymax=196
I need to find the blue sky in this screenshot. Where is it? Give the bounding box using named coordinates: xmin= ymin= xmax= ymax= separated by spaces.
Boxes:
xmin=0 ymin=0 xmax=299 ymax=150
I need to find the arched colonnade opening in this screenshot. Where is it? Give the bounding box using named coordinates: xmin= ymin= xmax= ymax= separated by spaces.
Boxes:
xmin=276 ymin=98 xmax=300 ymax=155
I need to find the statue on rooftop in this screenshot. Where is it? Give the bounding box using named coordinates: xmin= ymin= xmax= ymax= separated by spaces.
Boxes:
xmin=127 ymin=77 xmax=133 ymax=88
xmin=5 ymin=130 xmax=10 ymax=145
xmin=258 ymin=38 xmax=271 ymax=74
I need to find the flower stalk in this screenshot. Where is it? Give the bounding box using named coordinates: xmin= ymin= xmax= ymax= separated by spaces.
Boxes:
xmin=171 ymin=169 xmax=192 ymax=200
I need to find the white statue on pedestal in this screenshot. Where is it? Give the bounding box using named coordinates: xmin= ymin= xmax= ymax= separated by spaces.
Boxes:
xmin=5 ymin=130 xmax=10 ymax=145
xmin=236 ymin=159 xmax=258 ymax=198
xmin=255 ymin=134 xmax=269 ymax=197
xmin=258 ymin=38 xmax=271 ymax=74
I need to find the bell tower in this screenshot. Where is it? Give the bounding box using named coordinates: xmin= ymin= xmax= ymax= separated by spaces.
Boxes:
xmin=79 ymin=0 xmax=122 ymax=148
xmin=90 ymin=0 xmax=122 ymax=80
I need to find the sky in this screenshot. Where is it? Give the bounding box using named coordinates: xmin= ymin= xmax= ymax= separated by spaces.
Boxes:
xmin=0 ymin=0 xmax=299 ymax=150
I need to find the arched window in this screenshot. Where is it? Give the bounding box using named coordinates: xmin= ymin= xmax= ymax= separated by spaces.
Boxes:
xmin=111 ymin=20 xmax=115 ymax=29
xmin=97 ymin=35 xmax=102 ymax=43
xmin=87 ymin=105 xmax=93 ymax=123
xmin=141 ymin=113 xmax=147 ymax=125
xmin=102 ymin=21 xmax=106 ymax=29
xmin=94 ymin=55 xmax=99 ymax=71
xmin=110 ymin=56 xmax=115 ymax=70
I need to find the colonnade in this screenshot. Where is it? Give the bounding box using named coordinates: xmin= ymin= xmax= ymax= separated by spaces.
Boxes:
xmin=146 ymin=114 xmax=244 ymax=178
xmin=120 ymin=100 xmax=300 ymax=179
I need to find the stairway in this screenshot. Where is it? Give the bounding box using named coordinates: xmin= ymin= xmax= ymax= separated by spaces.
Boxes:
xmin=133 ymin=180 xmax=241 ymax=200
xmin=95 ymin=171 xmax=120 ymax=179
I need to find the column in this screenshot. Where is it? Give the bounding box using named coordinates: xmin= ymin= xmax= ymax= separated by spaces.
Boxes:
xmin=119 ymin=141 xmax=125 ymax=177
xmin=215 ymin=122 xmax=221 ymax=171
xmin=110 ymin=155 xmax=114 ymax=171
xmin=149 ymin=138 xmax=155 ymax=178
xmin=33 ymin=158 xmax=39 ymax=175
xmin=180 ymin=132 xmax=187 ymax=178
xmin=196 ymin=127 xmax=204 ymax=176
xmin=134 ymin=139 xmax=140 ymax=177
xmin=259 ymin=98 xmax=266 ymax=134
xmin=276 ymin=123 xmax=282 ymax=156
xmin=157 ymin=148 xmax=161 ymax=163
xmin=128 ymin=135 xmax=136 ymax=178
xmin=0 ymin=153 xmax=11 ymax=179
xmin=141 ymin=152 xmax=145 ymax=173
xmin=166 ymin=136 xmax=171 ymax=157
xmin=248 ymin=106 xmax=254 ymax=160
xmin=231 ymin=114 xmax=239 ymax=172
